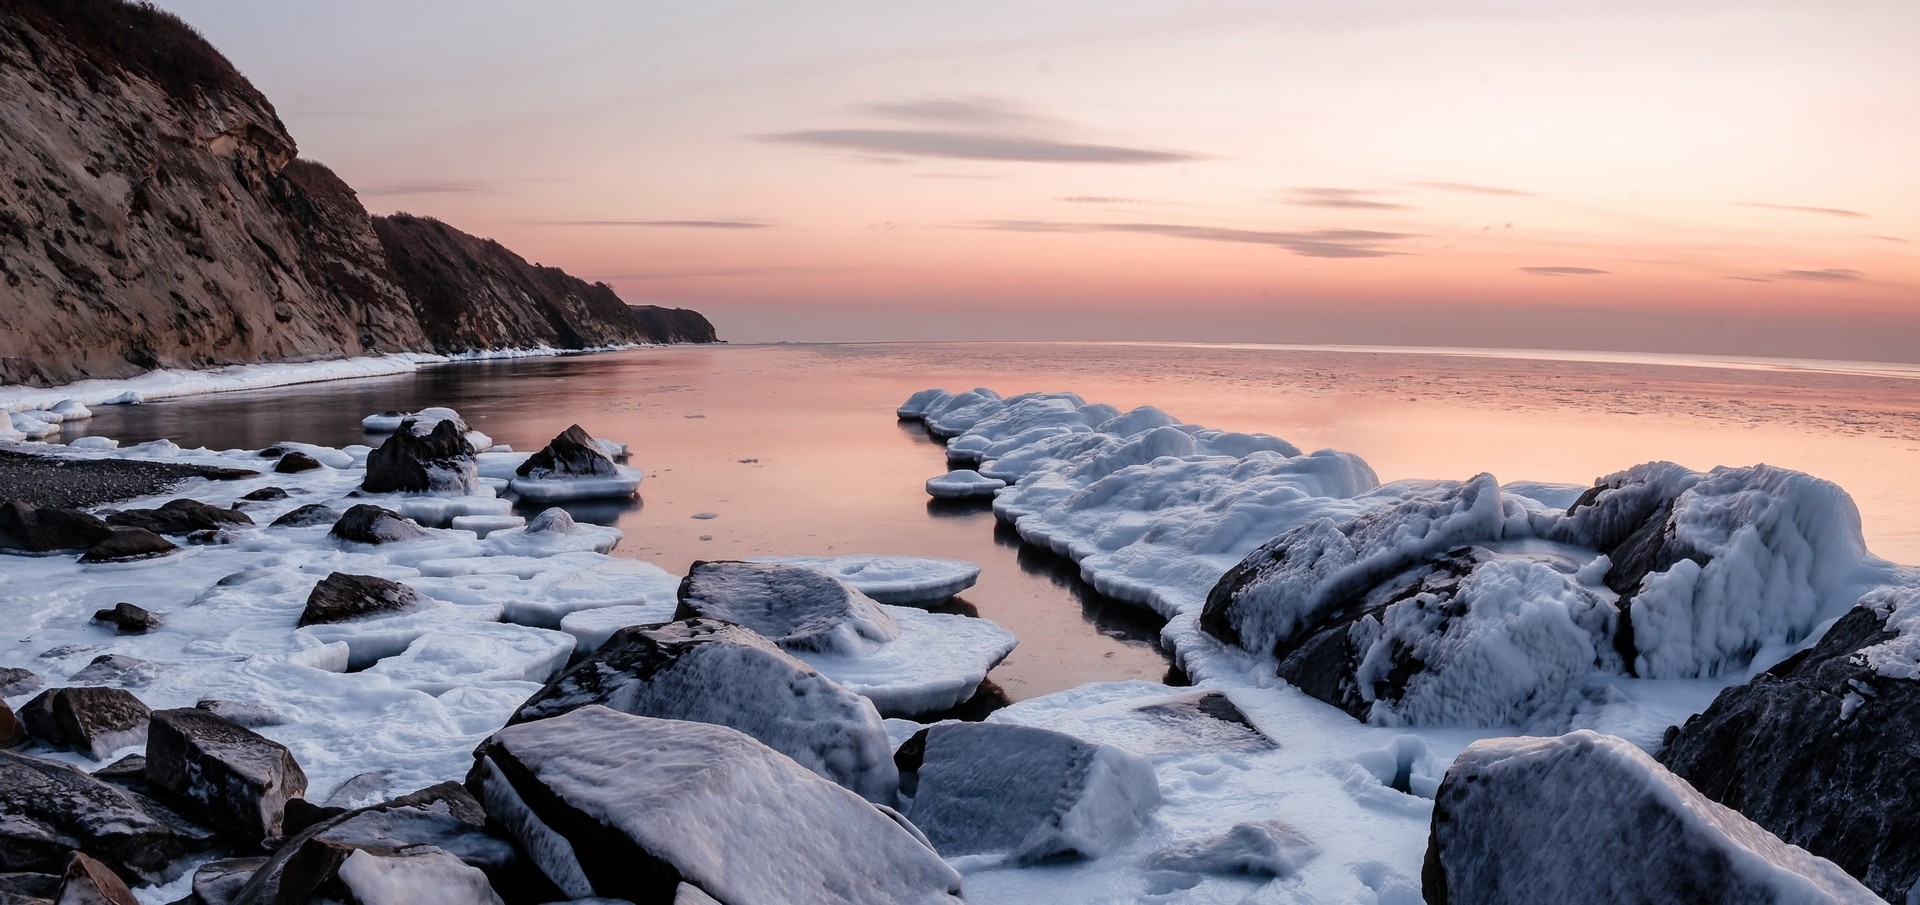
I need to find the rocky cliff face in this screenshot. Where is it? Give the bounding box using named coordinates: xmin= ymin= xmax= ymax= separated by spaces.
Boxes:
xmin=0 ymin=0 xmax=716 ymax=388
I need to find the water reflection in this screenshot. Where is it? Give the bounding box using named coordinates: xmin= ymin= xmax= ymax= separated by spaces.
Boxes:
xmin=924 ymin=498 xmax=992 ymax=519
xmin=514 ymin=496 xmax=642 ymax=526
xmin=994 ymin=522 xmax=1168 ymax=651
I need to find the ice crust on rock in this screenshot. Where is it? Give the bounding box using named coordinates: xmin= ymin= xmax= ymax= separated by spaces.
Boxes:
xmin=467 ymin=706 xmax=964 ymax=904
xmin=509 ymin=619 xmax=899 ymax=802
xmin=791 ymin=606 xmax=1017 ymax=717
xmin=753 ymin=554 xmax=981 ymax=606
xmin=1424 ymin=730 xmax=1880 ymax=905
xmin=675 ymin=561 xmax=901 ymax=655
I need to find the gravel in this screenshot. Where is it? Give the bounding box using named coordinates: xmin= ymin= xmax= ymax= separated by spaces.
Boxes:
xmin=0 ymin=447 xmax=259 ymax=509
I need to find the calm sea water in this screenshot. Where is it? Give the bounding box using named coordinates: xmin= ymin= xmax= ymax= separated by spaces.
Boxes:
xmin=71 ymin=342 xmax=1920 ymax=702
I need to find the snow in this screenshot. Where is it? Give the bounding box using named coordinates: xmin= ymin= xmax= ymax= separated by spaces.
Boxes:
xmin=506 ymin=464 xmax=642 ymax=504
xmin=558 ymin=603 xmax=681 ymax=654
xmin=754 ymin=554 xmax=981 ymax=605
xmin=361 ymin=622 xmax=574 ymax=694
xmin=676 ymin=561 xmax=901 ymax=656
xmin=1859 ymin=586 xmax=1920 ymax=680
xmin=926 ymin=468 xmax=1005 ymax=499
xmin=793 ymin=606 xmax=1018 ymax=717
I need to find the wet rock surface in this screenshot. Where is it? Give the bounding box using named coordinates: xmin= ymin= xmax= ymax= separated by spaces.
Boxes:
xmin=298 ymin=573 xmax=426 ymax=627
xmin=0 ymin=749 xmax=196 ymax=884
xmin=145 ymin=708 xmax=309 ymax=844
xmin=327 ymin=505 xmax=427 ymax=544
xmin=103 ymin=499 xmax=253 ymax=536
xmin=18 ymin=687 xmax=150 ymax=761
xmin=89 ymin=603 xmax=161 ymax=635
xmin=77 ymin=528 xmax=178 ymax=564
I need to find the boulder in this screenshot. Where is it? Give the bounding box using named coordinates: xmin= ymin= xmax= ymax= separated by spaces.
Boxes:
xmin=298 ymin=572 xmax=427 ymax=627
xmin=516 ymin=425 xmax=618 ymax=479
xmin=1658 ymin=591 xmax=1920 ymax=902
xmin=145 ymin=708 xmax=308 ymax=844
xmin=674 ymin=561 xmax=899 ymax=655
xmin=0 ymin=502 xmax=113 ymax=553
xmin=103 ymin=499 xmax=253 ymax=536
xmin=362 ymin=418 xmax=478 ymax=495
xmin=328 ymin=504 xmax=428 ymax=544
xmin=0 ymin=750 xmax=193 ymax=883
xmin=89 ymin=603 xmax=161 ymax=635
xmin=52 ymin=852 xmax=137 ymax=905
xmin=0 ymin=699 xmax=23 ymax=749
xmin=0 ymin=667 xmax=42 ymax=697
xmin=274 ymin=451 xmax=324 ymax=474
xmin=275 ymin=840 xmax=502 ymax=905
xmin=1423 ymin=730 xmax=1879 ymax=905
xmin=895 ymin=721 xmax=1160 ymax=863
xmin=77 ymin=528 xmax=177 ymax=563
xmin=509 ymin=619 xmax=899 ymax=802
xmin=270 ymin=503 xmax=341 ymax=529
xmin=0 ymin=872 xmax=58 ymax=902
xmin=187 ymin=857 xmax=267 ymax=905
xmin=194 ymin=699 xmax=285 ymax=729
xmin=19 ymin=687 xmax=149 ymax=760
xmin=467 ymin=706 xmax=963 ymax=904
xmin=67 ymin=655 xmax=157 ymax=688
xmin=240 ymin=487 xmax=290 ymax=502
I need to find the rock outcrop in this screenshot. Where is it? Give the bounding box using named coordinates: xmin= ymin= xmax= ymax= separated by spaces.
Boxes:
xmin=0 ymin=0 xmax=716 ymax=387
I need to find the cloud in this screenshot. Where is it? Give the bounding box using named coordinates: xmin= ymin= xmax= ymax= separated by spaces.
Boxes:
xmin=1777 ymin=268 xmax=1864 ymax=281
xmin=358 ymin=180 xmax=494 ymax=197
xmin=965 ymin=220 xmax=1414 ymax=257
xmin=763 ymin=129 xmax=1200 ymax=164
xmin=857 ymin=96 xmax=1054 ymax=130
xmin=1725 ymin=276 xmax=1775 ymax=283
xmin=1520 ymin=266 xmax=1610 ymax=276
xmin=1409 ymin=181 xmax=1533 ymax=197
xmin=1057 ymin=196 xmax=1158 ymax=205
xmin=1868 ymin=235 xmax=1908 ymax=243
xmin=1736 ymin=202 xmax=1867 ymax=219
xmin=598 ymin=266 xmax=840 ymax=280
xmin=1282 ymin=187 xmax=1412 ymax=211
xmin=535 ymin=219 xmax=773 ymax=229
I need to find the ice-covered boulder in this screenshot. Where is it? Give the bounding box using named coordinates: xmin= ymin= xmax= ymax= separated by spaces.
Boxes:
xmin=0 ymin=501 xmax=113 ymax=553
xmin=299 ymin=572 xmax=428 ymax=627
xmin=271 ymin=503 xmax=342 ymax=528
xmin=0 ymin=666 xmax=44 ymax=697
xmin=509 ymin=619 xmax=898 ymax=802
xmin=104 ymin=498 xmax=253 ymax=536
xmin=329 ymin=504 xmax=430 ymax=545
xmin=519 ymin=425 xmax=618 ymax=479
xmin=896 ymin=721 xmax=1159 ymax=863
xmin=467 ymin=706 xmax=963 ymax=904
xmin=78 ymin=527 xmax=178 ymax=563
xmin=753 ymin=554 xmax=981 ymax=606
xmin=675 ymin=561 xmax=900 ymax=655
xmin=275 ymin=839 xmax=503 ymax=905
xmin=926 ymin=468 xmax=1004 ymax=499
xmin=789 ymin=608 xmax=1017 ymax=717
xmin=1423 ymin=730 xmax=1878 ymax=905
xmin=19 ymin=687 xmax=149 ymax=761
xmin=361 ymin=623 xmax=575 ymax=695
xmin=146 ymin=708 xmax=309 ymax=844
xmin=0 ymin=750 xmax=195 ymax=883
xmin=1148 ymin=820 xmax=1319 ymax=878
xmin=68 ymin=653 xmax=157 ymax=687
xmin=1658 ymin=587 xmax=1920 ymax=902
xmin=362 ymin=417 xmax=479 ymax=495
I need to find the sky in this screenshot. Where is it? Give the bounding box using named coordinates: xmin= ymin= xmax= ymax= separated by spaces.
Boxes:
xmin=156 ymin=1 xmax=1919 ymax=359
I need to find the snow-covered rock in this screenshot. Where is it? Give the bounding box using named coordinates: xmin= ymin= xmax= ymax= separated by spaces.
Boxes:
xmin=1424 ymin=730 xmax=1879 ymax=905
xmin=790 ymin=607 xmax=1017 ymax=717
xmin=675 ymin=561 xmax=900 ymax=656
xmin=507 ymin=425 xmax=642 ymax=503
xmin=362 ymin=417 xmax=479 ymax=496
xmin=145 ymin=707 xmax=309 ymax=843
xmin=298 ymin=572 xmax=428 ymax=627
xmin=752 ymin=554 xmax=981 ymax=606
xmin=926 ymin=469 xmax=1004 ymax=500
xmin=509 ymin=619 xmax=898 ymax=802
xmin=896 ymin=721 xmax=1160 ymax=863
xmin=1147 ymin=820 xmax=1319 ymax=878
xmin=467 ymin=706 xmax=964 ymax=904
xmin=329 ymin=504 xmax=431 ymax=545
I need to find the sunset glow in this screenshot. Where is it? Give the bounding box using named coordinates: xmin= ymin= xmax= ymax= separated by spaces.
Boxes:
xmin=157 ymin=0 xmax=1919 ymax=358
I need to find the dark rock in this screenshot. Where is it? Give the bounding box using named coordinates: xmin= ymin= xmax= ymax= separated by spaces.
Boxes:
xmin=674 ymin=561 xmax=899 ymax=655
xmin=468 ymin=706 xmax=962 ymax=903
xmin=68 ymin=654 xmax=157 ymax=688
xmin=78 ymin=528 xmax=177 ymax=563
xmin=895 ymin=721 xmax=1160 ymax=863
xmin=52 ymin=852 xmax=137 ymax=905
xmin=89 ymin=755 xmax=145 ymax=787
xmin=1657 ymin=594 xmax=1920 ymax=902
xmin=273 ymin=452 xmax=323 ymax=474
xmin=0 ymin=872 xmax=58 ymax=901
xmin=280 ymin=798 xmax=345 ymax=838
xmin=328 ymin=504 xmax=427 ymax=544
xmin=0 ymin=501 xmax=113 ymax=553
xmin=188 ymin=857 xmax=267 ymax=905
xmin=0 ymin=667 xmax=42 ymax=697
xmin=361 ymin=419 xmax=476 ymax=495
xmin=0 ymin=699 xmax=23 ymax=749
xmin=275 ymin=838 xmax=502 ymax=905
xmin=1423 ymin=730 xmax=1878 ymax=905
xmin=0 ymin=749 xmax=194 ymax=884
xmin=19 ymin=687 xmax=149 ymax=760
xmin=239 ymin=487 xmax=289 ymax=502
xmin=298 ymin=572 xmax=426 ymax=627
xmin=269 ymin=503 xmax=340 ymax=529
xmin=89 ymin=603 xmax=161 ymax=635
xmin=194 ymin=699 xmax=284 ymax=729
xmin=516 ymin=425 xmax=616 ymax=479
xmin=628 ymin=304 xmax=719 ymax=344
xmin=146 ymin=708 xmax=309 ymax=844
xmin=103 ymin=499 xmax=253 ymax=536
xmin=508 ymin=618 xmax=898 ymax=802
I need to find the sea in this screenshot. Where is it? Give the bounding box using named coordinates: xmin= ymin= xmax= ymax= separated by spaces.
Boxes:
xmin=68 ymin=341 xmax=1920 ymax=705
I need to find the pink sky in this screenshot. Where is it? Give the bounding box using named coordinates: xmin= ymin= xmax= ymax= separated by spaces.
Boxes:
xmin=158 ymin=1 xmax=1918 ymax=359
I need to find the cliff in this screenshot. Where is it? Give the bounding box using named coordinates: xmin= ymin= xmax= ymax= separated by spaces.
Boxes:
xmin=0 ymin=0 xmax=716 ymax=388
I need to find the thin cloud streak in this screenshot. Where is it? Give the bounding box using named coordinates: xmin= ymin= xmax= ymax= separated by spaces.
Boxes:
xmin=858 ymin=96 xmax=1055 ymax=130
xmin=600 ymin=266 xmax=842 ymax=280
xmin=534 ymin=219 xmax=774 ymax=229
xmin=1736 ymin=202 xmax=1867 ymax=219
xmin=358 ymin=180 xmax=494 ymax=197
xmin=1283 ymin=187 xmax=1413 ymax=210
xmin=1409 ymin=181 xmax=1534 ymax=197
xmin=965 ymin=219 xmax=1414 ymax=257
xmin=763 ymin=129 xmax=1202 ymax=164
xmin=1057 ymin=196 xmax=1160 ymax=205
xmin=1520 ymin=266 xmax=1610 ymax=276
xmin=1777 ymin=268 xmax=1864 ymax=281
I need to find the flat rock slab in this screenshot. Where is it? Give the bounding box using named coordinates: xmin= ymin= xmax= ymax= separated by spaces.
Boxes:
xmin=895 ymin=721 xmax=1160 ymax=863
xmin=468 ymin=706 xmax=962 ymax=904
xmin=675 ymin=561 xmax=899 ymax=655
xmin=19 ymin=686 xmax=149 ymax=760
xmin=146 ymin=708 xmax=309 ymax=843
xmin=509 ymin=619 xmax=898 ymax=802
xmin=0 ymin=749 xmax=193 ymax=884
xmin=1423 ymin=730 xmax=1880 ymax=905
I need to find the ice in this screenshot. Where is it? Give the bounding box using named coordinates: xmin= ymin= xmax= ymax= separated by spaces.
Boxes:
xmin=447 ymin=514 xmax=524 ymax=537
xmin=480 ymin=515 xmax=623 ymax=556
xmin=558 ymin=603 xmax=681 ymax=655
xmin=1857 ymin=586 xmax=1920 ymax=679
xmin=676 ymin=561 xmax=901 ymax=656
xmin=361 ymin=623 xmax=574 ymax=694
xmin=756 ymin=554 xmax=981 ymax=605
xmin=925 ymin=468 xmax=1005 ymax=499
xmin=270 ymin=441 xmax=355 ymax=469
xmin=506 ymin=465 xmax=642 ymax=504
xmin=68 ymin=436 xmax=119 ymax=450
xmin=10 ymin=411 xmax=58 ymax=439
xmin=793 ymin=606 xmax=1017 ymax=716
